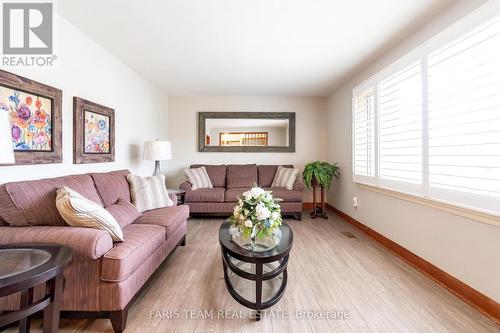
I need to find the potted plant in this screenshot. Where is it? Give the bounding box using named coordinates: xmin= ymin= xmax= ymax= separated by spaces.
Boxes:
xmin=303 ymin=161 xmax=340 ymax=189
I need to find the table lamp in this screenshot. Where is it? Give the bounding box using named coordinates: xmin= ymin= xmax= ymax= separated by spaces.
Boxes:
xmin=0 ymin=112 xmax=15 ymax=165
xmin=143 ymin=140 xmax=172 ymax=176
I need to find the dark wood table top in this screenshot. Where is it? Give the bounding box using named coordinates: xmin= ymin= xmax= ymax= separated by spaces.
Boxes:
xmin=0 ymin=243 xmax=72 ymax=298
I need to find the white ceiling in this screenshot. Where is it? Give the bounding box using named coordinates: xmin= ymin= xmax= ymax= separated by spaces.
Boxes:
xmin=58 ymin=0 xmax=455 ymax=97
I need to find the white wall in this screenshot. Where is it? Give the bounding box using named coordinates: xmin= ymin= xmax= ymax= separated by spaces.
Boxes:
xmin=326 ymin=0 xmax=500 ymax=302
xmin=167 ymin=95 xmax=327 ymax=200
xmin=0 ymin=13 xmax=169 ymax=184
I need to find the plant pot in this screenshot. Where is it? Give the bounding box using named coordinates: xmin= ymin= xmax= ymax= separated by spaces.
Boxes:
xmin=311 ymin=175 xmax=320 ymax=186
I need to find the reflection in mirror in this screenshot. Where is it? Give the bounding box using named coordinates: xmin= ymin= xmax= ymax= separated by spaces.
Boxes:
xmin=205 ymin=118 xmax=289 ymax=147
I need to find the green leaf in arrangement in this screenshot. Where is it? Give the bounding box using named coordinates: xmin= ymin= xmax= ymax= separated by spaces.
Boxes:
xmin=257 ymin=229 xmax=266 ymax=239
xmin=242 ymin=227 xmax=252 ymax=239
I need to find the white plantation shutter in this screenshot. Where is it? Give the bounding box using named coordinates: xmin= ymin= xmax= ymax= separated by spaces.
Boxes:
xmin=353 ymin=87 xmax=376 ymax=183
xmin=379 ymin=62 xmax=423 ymax=193
xmin=427 ymin=15 xmax=500 ymax=213
xmin=352 ymin=9 xmax=500 ymax=217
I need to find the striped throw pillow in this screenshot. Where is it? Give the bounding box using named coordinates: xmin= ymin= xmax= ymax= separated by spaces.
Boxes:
xmin=271 ymin=166 xmax=299 ymax=190
xmin=184 ymin=167 xmax=213 ymax=190
xmin=56 ymin=186 xmax=124 ymax=242
xmin=127 ymin=174 xmax=173 ymax=212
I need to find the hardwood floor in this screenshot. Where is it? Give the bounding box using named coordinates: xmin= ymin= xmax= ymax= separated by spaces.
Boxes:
xmin=6 ymin=212 xmax=500 ymax=332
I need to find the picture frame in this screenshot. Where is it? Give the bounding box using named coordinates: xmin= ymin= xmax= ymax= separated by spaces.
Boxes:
xmin=0 ymin=69 xmax=62 ymax=165
xmin=73 ymin=97 xmax=115 ymax=164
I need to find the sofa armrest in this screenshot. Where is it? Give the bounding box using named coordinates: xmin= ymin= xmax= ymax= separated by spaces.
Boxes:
xmin=169 ymin=193 xmax=178 ymax=206
xmin=293 ymin=178 xmax=305 ymax=191
xmin=179 ymin=181 xmax=192 ymax=192
xmin=0 ymin=226 xmax=113 ymax=260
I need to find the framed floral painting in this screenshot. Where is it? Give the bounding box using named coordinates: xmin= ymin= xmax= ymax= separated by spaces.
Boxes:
xmin=0 ymin=69 xmax=62 ymax=164
xmin=73 ymin=97 xmax=115 ymax=164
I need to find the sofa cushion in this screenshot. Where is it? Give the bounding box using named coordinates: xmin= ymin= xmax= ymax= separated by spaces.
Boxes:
xmin=101 ymin=224 xmax=165 ymax=282
xmin=127 ymin=174 xmax=173 ymax=212
xmin=90 ymin=170 xmax=131 ymax=207
xmin=134 ymin=205 xmax=189 ymax=237
xmin=271 ymin=166 xmax=300 ymax=190
xmin=184 ymin=167 xmax=213 ymax=190
xmin=264 ymin=187 xmax=303 ymax=202
xmin=258 ymin=165 xmax=293 ymax=187
xmin=185 ymin=188 xmax=225 ymax=203
xmin=105 ymin=199 xmax=142 ymax=228
xmin=190 ymin=164 xmax=227 ymax=187
xmin=4 ymin=174 xmax=103 ymax=226
xmin=224 ymin=188 xmax=248 ymax=203
xmin=0 ymin=184 xmax=28 ymax=226
xmin=226 ymin=164 xmax=258 ymax=188
xmin=56 ymin=186 xmax=124 ymax=242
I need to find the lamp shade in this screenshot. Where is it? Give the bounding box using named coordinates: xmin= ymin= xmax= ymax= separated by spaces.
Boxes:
xmin=143 ymin=140 xmax=172 ymax=161
xmin=0 ymin=112 xmax=14 ymax=164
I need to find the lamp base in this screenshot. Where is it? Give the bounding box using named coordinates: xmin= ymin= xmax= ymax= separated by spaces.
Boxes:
xmin=153 ymin=160 xmax=161 ymax=176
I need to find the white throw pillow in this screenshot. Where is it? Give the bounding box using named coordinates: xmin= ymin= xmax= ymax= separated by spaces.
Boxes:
xmin=127 ymin=174 xmax=173 ymax=212
xmin=56 ymin=186 xmax=124 ymax=242
xmin=184 ymin=167 xmax=213 ymax=190
xmin=271 ymin=166 xmax=299 ymax=190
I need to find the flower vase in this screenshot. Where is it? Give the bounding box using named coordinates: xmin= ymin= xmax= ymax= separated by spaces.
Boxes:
xmin=230 ymin=225 xmax=283 ymax=253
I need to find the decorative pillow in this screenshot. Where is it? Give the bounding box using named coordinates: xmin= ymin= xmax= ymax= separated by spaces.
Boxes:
xmin=184 ymin=167 xmax=213 ymax=190
xmin=271 ymin=166 xmax=299 ymax=190
xmin=190 ymin=164 xmax=226 ymax=187
xmin=55 ymin=186 xmax=124 ymax=242
xmin=105 ymin=199 xmax=141 ymax=228
xmin=226 ymin=164 xmax=258 ymax=188
xmin=127 ymin=174 xmax=173 ymax=212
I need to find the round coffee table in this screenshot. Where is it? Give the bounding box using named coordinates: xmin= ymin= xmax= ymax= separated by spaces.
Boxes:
xmin=0 ymin=244 xmax=72 ymax=333
xmin=219 ymin=222 xmax=293 ymax=321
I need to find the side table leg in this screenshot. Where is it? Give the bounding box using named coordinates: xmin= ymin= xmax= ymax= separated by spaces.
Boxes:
xmin=255 ymin=263 xmax=263 ymax=321
xmin=43 ymin=275 xmax=64 ymax=333
xmin=19 ymin=287 xmax=33 ymax=333
xmin=321 ymin=186 xmax=328 ymax=219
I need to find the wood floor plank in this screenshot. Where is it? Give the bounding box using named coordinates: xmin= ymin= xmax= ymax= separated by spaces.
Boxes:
xmin=4 ymin=213 xmax=499 ymax=333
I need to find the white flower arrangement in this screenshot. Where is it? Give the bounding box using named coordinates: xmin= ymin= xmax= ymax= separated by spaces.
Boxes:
xmin=229 ymin=186 xmax=283 ymax=240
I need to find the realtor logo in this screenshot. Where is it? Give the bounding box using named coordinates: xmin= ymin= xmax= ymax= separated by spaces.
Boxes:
xmin=2 ymin=2 xmax=53 ymax=54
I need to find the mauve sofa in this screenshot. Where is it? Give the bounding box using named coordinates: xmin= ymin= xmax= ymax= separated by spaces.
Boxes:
xmin=0 ymin=170 xmax=189 ymax=333
xmin=180 ymin=164 xmax=304 ymax=220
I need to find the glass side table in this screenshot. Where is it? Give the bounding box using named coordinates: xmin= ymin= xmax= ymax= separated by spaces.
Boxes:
xmin=0 ymin=244 xmax=72 ymax=333
xmin=219 ymin=222 xmax=293 ymax=321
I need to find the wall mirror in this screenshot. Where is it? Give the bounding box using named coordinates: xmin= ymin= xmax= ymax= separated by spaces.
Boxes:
xmin=198 ymin=112 xmax=295 ymax=152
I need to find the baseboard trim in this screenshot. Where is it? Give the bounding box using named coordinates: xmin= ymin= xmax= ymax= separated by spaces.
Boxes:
xmin=325 ymin=203 xmax=500 ymax=325
xmin=303 ymin=202 xmax=314 ymax=210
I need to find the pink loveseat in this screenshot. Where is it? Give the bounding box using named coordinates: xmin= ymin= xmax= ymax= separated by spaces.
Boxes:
xmin=180 ymin=164 xmax=304 ymax=220
xmin=0 ymin=170 xmax=189 ymax=332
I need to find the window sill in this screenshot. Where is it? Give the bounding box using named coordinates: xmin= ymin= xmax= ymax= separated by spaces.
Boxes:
xmin=356 ymin=182 xmax=500 ymax=229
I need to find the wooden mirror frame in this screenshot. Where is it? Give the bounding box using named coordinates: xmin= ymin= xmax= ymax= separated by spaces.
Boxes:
xmin=198 ymin=112 xmax=296 ymax=153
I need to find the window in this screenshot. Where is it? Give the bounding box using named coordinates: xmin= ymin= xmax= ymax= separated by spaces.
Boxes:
xmin=352 ymin=11 xmax=500 ymax=216
xmin=379 ymin=61 xmax=423 ymax=193
xmin=353 ymin=87 xmax=376 ymax=182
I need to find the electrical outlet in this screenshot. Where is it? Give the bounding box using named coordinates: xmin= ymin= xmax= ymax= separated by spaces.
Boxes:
xmin=352 ymin=196 xmax=359 ymax=208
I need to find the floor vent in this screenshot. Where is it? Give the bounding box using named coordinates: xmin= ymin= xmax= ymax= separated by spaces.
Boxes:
xmin=341 ymin=231 xmax=357 ymax=239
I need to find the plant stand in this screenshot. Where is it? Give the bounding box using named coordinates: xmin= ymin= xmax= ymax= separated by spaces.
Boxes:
xmin=310 ymin=183 xmax=328 ymax=219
